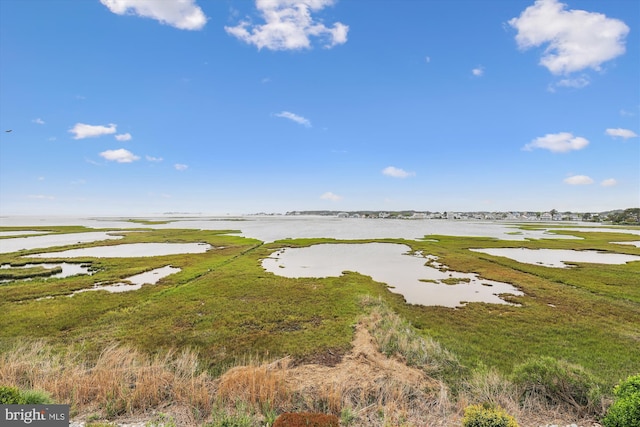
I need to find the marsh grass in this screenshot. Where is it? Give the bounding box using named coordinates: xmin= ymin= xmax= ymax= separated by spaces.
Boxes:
xmin=0 ymin=340 xmax=213 ymax=422
xmin=0 ymin=302 xmax=448 ymax=425
xmin=1 ymin=224 xmax=639 ymax=425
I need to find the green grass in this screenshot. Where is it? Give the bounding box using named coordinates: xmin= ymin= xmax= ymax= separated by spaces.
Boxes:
xmin=1 ymin=224 xmax=638 ymax=394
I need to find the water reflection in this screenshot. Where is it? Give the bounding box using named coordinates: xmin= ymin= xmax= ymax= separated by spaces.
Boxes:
xmin=470 ymin=248 xmax=640 ymax=268
xmin=0 ymin=232 xmax=123 ymax=254
xmin=73 ymin=265 xmax=181 ymax=294
xmin=27 ymin=242 xmax=212 ymax=258
xmin=262 ymin=243 xmax=523 ymax=308
xmin=0 ymin=262 xmax=93 ymax=282
xmin=0 ymin=230 xmax=44 ymax=237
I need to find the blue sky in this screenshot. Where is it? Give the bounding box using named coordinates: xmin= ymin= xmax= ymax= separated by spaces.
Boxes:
xmin=0 ymin=0 xmax=638 ymax=215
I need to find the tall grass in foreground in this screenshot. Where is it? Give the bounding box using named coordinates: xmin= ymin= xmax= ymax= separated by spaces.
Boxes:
xmin=0 ymin=340 xmax=213 ymax=422
xmin=0 ymin=296 xmax=611 ymax=426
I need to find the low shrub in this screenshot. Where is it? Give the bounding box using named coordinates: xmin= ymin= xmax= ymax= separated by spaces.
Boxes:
xmin=0 ymin=385 xmax=25 ymax=404
xmin=273 ymin=412 xmax=339 ymax=427
xmin=20 ymin=389 xmax=53 ymax=404
xmin=602 ymin=374 xmax=640 ymax=427
xmin=511 ymin=356 xmax=602 ymax=415
xmin=462 ymin=403 xmax=519 ymax=427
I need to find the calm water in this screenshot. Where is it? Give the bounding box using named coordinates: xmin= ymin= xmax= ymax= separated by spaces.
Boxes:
xmin=27 ymin=242 xmax=212 ymax=258
xmin=0 ymin=232 xmax=123 ymax=254
xmin=73 ymin=265 xmax=180 ymax=294
xmin=0 ymin=215 xmax=592 ymax=242
xmin=0 ymin=262 xmax=93 ymax=281
xmin=470 ymin=248 xmax=640 ymax=268
xmin=262 ymin=243 xmax=523 ymax=307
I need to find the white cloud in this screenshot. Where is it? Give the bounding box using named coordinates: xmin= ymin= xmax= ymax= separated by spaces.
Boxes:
xmin=320 ymin=191 xmax=342 ymax=201
xmin=606 ymin=128 xmax=638 ymax=139
xmin=601 ymin=178 xmax=617 ymax=187
xmin=382 ymin=166 xmax=415 ymax=178
xmin=32 ymin=118 xmax=45 ymax=125
xmin=69 ymin=123 xmax=117 ymax=139
xmin=564 ymin=175 xmax=594 ymax=185
xmin=523 ymin=132 xmax=589 ymax=153
xmin=425 ymin=56 xmax=431 ymax=63
xmin=548 ymin=75 xmax=590 ymax=91
xmin=225 ymin=0 xmax=349 ymax=51
xmin=275 ymin=111 xmax=311 ymax=127
xmin=99 ymin=148 xmax=140 ymax=163
xmin=472 ymin=66 xmax=484 ymax=76
xmin=509 ymin=0 xmax=629 ymax=75
xmin=100 ymin=0 xmax=207 ymax=30
xmin=146 ymin=155 xmax=163 ymax=162
xmin=115 ymin=133 xmax=132 ymax=141
xmin=174 ymin=163 xmax=188 ymax=171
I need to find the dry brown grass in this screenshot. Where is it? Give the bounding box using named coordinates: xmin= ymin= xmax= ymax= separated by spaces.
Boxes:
xmin=0 ymin=340 xmax=213 ymax=422
xmin=0 ymin=299 xmax=602 ymax=427
xmin=0 ymin=320 xmax=455 ymax=426
xmin=213 ymin=322 xmax=455 ymax=426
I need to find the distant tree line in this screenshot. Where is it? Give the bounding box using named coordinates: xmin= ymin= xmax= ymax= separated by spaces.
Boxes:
xmin=606 ymin=208 xmax=640 ymax=224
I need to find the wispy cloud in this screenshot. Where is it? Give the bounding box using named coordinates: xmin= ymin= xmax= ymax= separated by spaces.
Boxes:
xmin=275 ymin=111 xmax=311 ymax=127
xmin=601 ymin=178 xmax=617 ymax=187
xmin=32 ymin=118 xmax=45 ymax=125
xmin=382 ymin=166 xmax=415 ymax=178
xmin=99 ymin=148 xmax=140 ymax=163
xmin=548 ymin=75 xmax=590 ymax=91
xmin=100 ymin=0 xmax=207 ymax=30
xmin=472 ymin=66 xmax=484 ymax=77
xmin=115 ymin=133 xmax=132 ymax=141
xmin=27 ymin=194 xmax=55 ymax=200
xmin=606 ymin=128 xmax=638 ymax=139
xmin=523 ymin=132 xmax=589 ymax=153
xmin=174 ymin=163 xmax=188 ymax=171
xmin=509 ymin=0 xmax=629 ymax=75
xmin=564 ymin=175 xmax=594 ymax=185
xmin=320 ymin=191 xmax=342 ymax=201
xmin=146 ymin=155 xmax=163 ymax=162
xmin=69 ymin=123 xmax=117 ymax=139
xmin=225 ymin=0 xmax=348 ymax=50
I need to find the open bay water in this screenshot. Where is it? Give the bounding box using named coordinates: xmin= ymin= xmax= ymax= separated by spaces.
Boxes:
xmin=0 ymin=215 xmax=619 ymax=242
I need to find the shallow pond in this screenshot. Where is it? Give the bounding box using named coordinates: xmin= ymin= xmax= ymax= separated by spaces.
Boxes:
xmin=0 ymin=232 xmax=123 ymax=254
xmin=0 ymin=262 xmax=93 ymax=282
xmin=262 ymin=243 xmax=523 ymax=307
xmin=469 ymin=248 xmax=640 ymax=268
xmin=73 ymin=265 xmax=181 ymax=294
xmin=27 ymin=242 xmax=212 ymax=258
xmin=0 ymin=230 xmax=44 ymax=237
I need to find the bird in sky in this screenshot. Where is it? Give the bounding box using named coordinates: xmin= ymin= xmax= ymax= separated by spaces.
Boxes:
xmin=5 ymin=130 xmax=12 ymax=132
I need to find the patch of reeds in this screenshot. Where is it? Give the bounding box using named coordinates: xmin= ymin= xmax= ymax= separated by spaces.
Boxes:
xmin=0 ymin=296 xmax=610 ymax=427
xmin=0 ymin=298 xmax=455 ymax=426
xmin=0 ymin=340 xmax=213 ymax=422
xmin=359 ymin=294 xmax=462 ymax=377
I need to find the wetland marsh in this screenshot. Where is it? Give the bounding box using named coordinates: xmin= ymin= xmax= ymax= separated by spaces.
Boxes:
xmin=1 ymin=216 xmax=639 ymax=425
